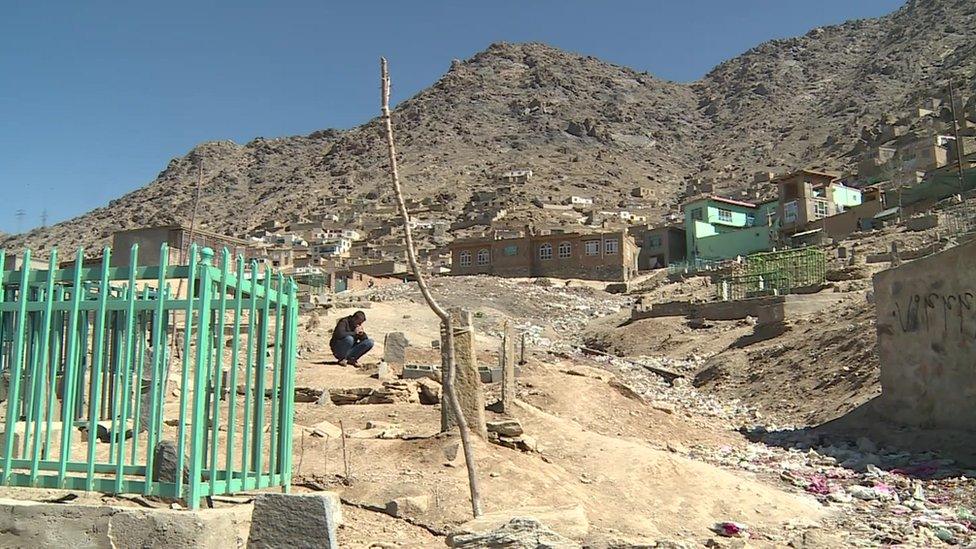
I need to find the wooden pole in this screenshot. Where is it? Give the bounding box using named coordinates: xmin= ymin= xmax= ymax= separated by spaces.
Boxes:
xmin=379 ymin=57 xmax=483 ymax=517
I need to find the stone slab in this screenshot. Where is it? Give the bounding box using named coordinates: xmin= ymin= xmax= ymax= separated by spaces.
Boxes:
xmin=441 ymin=308 xmax=488 ymax=438
xmin=248 ymin=492 xmax=342 ymax=549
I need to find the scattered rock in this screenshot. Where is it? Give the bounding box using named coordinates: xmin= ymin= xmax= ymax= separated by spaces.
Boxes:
xmin=486 ymin=418 xmax=524 ymax=437
xmin=451 ymin=504 xmax=589 ymax=543
xmin=449 ymin=517 xmax=579 ymax=548
xmin=385 ymin=495 xmax=429 ymax=518
xmin=416 ymin=378 xmax=442 ymax=405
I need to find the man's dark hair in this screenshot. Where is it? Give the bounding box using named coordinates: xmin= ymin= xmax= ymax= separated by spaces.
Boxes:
xmin=351 ymin=311 xmax=366 ymax=325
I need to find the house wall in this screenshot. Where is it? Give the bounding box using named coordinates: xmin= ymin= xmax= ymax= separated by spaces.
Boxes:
xmin=694 ymin=226 xmax=773 ymax=261
xmin=684 ymin=198 xmax=761 ymax=261
xmin=449 ymin=231 xmax=636 ymax=281
xmin=640 ymin=227 xmax=686 ymax=269
xmin=873 ymin=238 xmax=976 ymax=431
xmin=802 ymin=199 xmax=884 ymax=240
xmin=831 ymin=184 xmax=863 ymax=208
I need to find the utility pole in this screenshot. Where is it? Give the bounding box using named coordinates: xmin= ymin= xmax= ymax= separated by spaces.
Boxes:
xmin=41 ymin=209 xmax=48 ymax=228
xmin=14 ymin=209 xmax=26 ymax=233
xmin=948 ymin=79 xmax=966 ymax=192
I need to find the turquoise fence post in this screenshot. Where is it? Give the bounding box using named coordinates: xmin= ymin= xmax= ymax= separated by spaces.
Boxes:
xmin=187 ymin=247 xmax=214 ymax=510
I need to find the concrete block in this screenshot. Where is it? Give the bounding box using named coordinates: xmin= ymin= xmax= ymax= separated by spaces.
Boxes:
xmin=248 ymin=492 xmax=342 ymax=549
xmin=402 ymin=364 xmax=441 ymax=381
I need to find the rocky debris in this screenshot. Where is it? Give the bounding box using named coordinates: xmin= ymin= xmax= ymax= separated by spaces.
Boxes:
xmin=449 ymin=517 xmax=579 ymax=548
xmin=488 ymin=430 xmax=539 ymax=453
xmin=364 ymin=276 xmax=627 ymax=352
xmin=451 ymin=504 xmax=589 ymax=543
xmin=486 ymin=418 xmax=524 ymax=438
xmin=442 ymin=440 xmax=463 ymax=468
xmin=711 ymin=522 xmax=748 ymax=538
xmin=350 ymin=421 xmax=405 ymax=440
xmin=416 ymin=378 xmax=442 ymax=405
xmin=384 ymin=495 xmax=430 ymax=518
xmin=304 ymin=420 xmax=342 ymax=439
xmin=326 ymin=380 xmax=439 ymax=406
xmin=367 ymin=381 xmax=419 ymax=404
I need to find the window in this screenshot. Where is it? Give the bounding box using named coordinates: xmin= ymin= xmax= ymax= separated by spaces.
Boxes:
xmin=558 ymin=242 xmax=572 ymax=258
xmin=784 ymin=201 xmax=798 ymax=223
xmin=477 ymin=248 xmax=490 ymax=265
xmin=717 ymin=208 xmax=733 ymax=222
xmin=459 ymin=251 xmax=472 ymax=267
xmin=646 ymin=236 xmax=662 ymax=248
xmin=813 ymin=201 xmax=828 ymax=219
xmin=584 ymin=240 xmax=600 ymax=256
xmin=691 ymin=208 xmax=703 ymax=221
xmin=604 ymin=239 xmax=619 ymax=254
xmin=503 ymin=245 xmax=519 ymax=256
xmin=539 ymin=243 xmax=553 ymax=260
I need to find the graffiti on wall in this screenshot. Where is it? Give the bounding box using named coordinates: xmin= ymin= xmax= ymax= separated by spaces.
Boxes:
xmin=893 ymin=291 xmax=976 ymax=337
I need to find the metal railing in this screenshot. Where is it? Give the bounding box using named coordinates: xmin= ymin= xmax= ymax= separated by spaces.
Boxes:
xmin=0 ymin=243 xmax=298 ymax=509
xmin=715 ymin=248 xmax=825 ymax=301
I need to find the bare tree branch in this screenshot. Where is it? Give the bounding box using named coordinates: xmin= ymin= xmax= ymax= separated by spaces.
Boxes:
xmin=380 ymin=56 xmax=484 ymax=517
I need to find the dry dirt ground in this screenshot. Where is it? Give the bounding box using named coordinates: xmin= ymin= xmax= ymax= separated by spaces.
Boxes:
xmin=286 ymin=242 xmax=976 ymax=547
xmin=278 ymin=265 xmax=960 ymax=547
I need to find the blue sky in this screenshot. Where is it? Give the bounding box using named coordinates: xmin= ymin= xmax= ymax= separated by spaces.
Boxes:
xmin=0 ymin=0 xmax=905 ymax=235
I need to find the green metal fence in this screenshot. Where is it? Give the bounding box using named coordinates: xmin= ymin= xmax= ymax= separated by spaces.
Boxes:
xmin=715 ymin=248 xmax=826 ymax=301
xmin=0 ymin=243 xmax=298 ymax=509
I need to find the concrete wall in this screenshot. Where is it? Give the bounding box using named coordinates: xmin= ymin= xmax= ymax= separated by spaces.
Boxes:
xmin=694 ymin=226 xmax=773 ymax=261
xmin=873 ymin=238 xmax=976 ymax=430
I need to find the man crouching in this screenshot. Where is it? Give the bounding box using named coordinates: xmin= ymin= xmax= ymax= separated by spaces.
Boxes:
xmin=330 ymin=310 xmax=374 ymax=366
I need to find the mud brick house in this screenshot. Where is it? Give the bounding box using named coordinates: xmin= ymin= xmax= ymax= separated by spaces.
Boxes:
xmin=448 ymin=229 xmax=638 ymax=282
xmin=111 ymin=225 xmax=258 ymax=267
xmin=639 ymin=225 xmax=686 ymax=269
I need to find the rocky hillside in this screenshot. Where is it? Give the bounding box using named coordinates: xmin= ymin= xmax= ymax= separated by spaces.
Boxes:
xmin=5 ymin=0 xmax=975 ymax=254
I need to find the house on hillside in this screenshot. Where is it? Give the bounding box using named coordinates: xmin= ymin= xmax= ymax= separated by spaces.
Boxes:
xmin=638 ymin=225 xmax=686 ymax=270
xmin=448 ymin=228 xmax=638 ymax=282
xmin=774 ymin=169 xmax=864 ymax=240
xmin=111 ymin=226 xmax=259 ymax=267
xmin=683 ymin=196 xmax=777 ymax=262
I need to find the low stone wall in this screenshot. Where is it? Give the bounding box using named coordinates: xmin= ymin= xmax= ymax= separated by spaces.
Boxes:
xmin=0 ymin=498 xmax=251 ymax=548
xmin=631 ymin=293 xmax=850 ymax=323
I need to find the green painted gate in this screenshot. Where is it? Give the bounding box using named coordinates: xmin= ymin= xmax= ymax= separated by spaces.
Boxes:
xmin=0 ymin=243 xmax=298 ymax=509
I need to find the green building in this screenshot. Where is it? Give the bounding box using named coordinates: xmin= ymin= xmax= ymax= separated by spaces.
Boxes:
xmin=683 ymin=196 xmax=777 ymax=262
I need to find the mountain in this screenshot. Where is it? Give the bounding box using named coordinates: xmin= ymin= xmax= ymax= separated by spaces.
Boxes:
xmin=4 ymin=0 xmax=975 ymax=255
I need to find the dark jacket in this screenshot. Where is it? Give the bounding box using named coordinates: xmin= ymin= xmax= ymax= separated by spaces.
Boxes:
xmin=331 ymin=315 xmax=365 ymax=343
